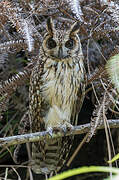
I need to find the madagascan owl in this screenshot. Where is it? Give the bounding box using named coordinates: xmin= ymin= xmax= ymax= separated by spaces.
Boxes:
xmin=29 ymin=17 xmax=85 ymax=175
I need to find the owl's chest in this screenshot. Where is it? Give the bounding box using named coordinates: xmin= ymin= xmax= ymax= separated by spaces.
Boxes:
xmin=40 ymin=61 xmax=82 ymax=108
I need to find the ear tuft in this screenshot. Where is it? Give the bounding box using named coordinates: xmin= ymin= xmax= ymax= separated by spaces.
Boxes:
xmin=70 ymin=22 xmax=80 ymax=35
xmin=46 ymin=17 xmax=54 ymax=35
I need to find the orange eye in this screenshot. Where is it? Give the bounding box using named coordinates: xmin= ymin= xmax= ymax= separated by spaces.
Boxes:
xmin=65 ymin=38 xmax=74 ymax=49
xmin=47 ymin=37 xmax=57 ymax=49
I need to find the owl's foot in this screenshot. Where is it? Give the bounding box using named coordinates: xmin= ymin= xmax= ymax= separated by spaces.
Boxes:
xmin=59 ymin=122 xmax=73 ymax=133
xmin=47 ymin=122 xmax=73 ymax=136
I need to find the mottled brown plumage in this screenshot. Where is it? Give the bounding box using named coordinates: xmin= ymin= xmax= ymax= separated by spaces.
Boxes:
xmin=29 ymin=18 xmax=85 ymax=175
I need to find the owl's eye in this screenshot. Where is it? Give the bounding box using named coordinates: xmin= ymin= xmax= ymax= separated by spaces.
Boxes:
xmin=47 ymin=37 xmax=57 ymax=49
xmin=65 ymin=38 xmax=75 ymax=49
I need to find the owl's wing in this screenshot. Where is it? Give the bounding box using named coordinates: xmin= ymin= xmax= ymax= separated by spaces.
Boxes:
xmin=29 ymin=60 xmax=49 ymax=132
xmin=71 ymin=71 xmax=86 ymax=126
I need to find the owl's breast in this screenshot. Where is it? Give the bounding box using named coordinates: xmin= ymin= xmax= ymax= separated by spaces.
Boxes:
xmin=41 ymin=59 xmax=83 ymax=111
xmin=38 ymin=59 xmax=84 ymax=129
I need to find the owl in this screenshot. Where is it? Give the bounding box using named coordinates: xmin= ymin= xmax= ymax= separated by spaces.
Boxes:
xmin=29 ymin=17 xmax=85 ymax=175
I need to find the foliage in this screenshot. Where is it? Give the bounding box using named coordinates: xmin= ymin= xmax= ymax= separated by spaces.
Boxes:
xmin=0 ymin=0 xmax=119 ymax=179
xmin=108 ymin=153 xmax=119 ymax=164
xmin=48 ymin=166 xmax=119 ymax=180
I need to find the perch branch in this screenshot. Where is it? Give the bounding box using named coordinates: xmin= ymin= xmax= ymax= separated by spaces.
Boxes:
xmin=0 ymin=119 xmax=119 ymax=148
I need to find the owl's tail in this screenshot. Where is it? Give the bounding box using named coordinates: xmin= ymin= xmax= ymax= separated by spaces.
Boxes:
xmin=31 ymin=136 xmax=73 ymax=175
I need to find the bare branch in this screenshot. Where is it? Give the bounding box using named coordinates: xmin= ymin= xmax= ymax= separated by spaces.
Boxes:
xmin=0 ymin=119 xmax=119 ymax=148
xmin=0 ymin=39 xmax=25 ymax=52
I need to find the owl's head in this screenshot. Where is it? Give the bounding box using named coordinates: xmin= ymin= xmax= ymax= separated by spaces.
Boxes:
xmin=42 ymin=18 xmax=81 ymax=60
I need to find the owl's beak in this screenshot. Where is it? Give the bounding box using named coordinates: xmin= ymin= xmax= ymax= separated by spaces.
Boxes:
xmin=58 ymin=47 xmax=63 ymax=59
xmin=58 ymin=46 xmax=68 ymax=59
xmin=53 ymin=47 xmax=68 ymax=60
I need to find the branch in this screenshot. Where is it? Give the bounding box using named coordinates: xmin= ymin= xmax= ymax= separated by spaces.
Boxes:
xmin=0 ymin=119 xmax=119 ymax=148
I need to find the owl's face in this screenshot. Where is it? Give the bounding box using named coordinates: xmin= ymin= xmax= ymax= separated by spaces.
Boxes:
xmin=42 ymin=18 xmax=81 ymax=60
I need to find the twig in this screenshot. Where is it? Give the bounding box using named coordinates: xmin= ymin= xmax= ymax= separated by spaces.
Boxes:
xmin=87 ymin=67 xmax=106 ymax=85
xmin=0 ymin=120 xmax=119 ymax=148
xmin=67 ymin=133 xmax=89 ymax=167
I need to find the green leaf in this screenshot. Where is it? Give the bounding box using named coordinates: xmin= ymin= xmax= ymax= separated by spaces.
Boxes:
xmin=106 ymin=54 xmax=119 ymax=92
xmin=108 ymin=153 xmax=119 ymax=163
xmin=48 ymin=166 xmax=119 ymax=180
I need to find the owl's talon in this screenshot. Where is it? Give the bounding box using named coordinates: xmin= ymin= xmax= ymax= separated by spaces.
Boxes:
xmin=47 ymin=127 xmax=53 ymax=137
xmin=60 ymin=124 xmax=73 ymax=134
xmin=59 ymin=125 xmax=67 ymax=134
xmin=61 ymin=125 xmax=67 ymax=133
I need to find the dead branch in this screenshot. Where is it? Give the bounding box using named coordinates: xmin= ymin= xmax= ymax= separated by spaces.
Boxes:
xmin=0 ymin=119 xmax=119 ymax=148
